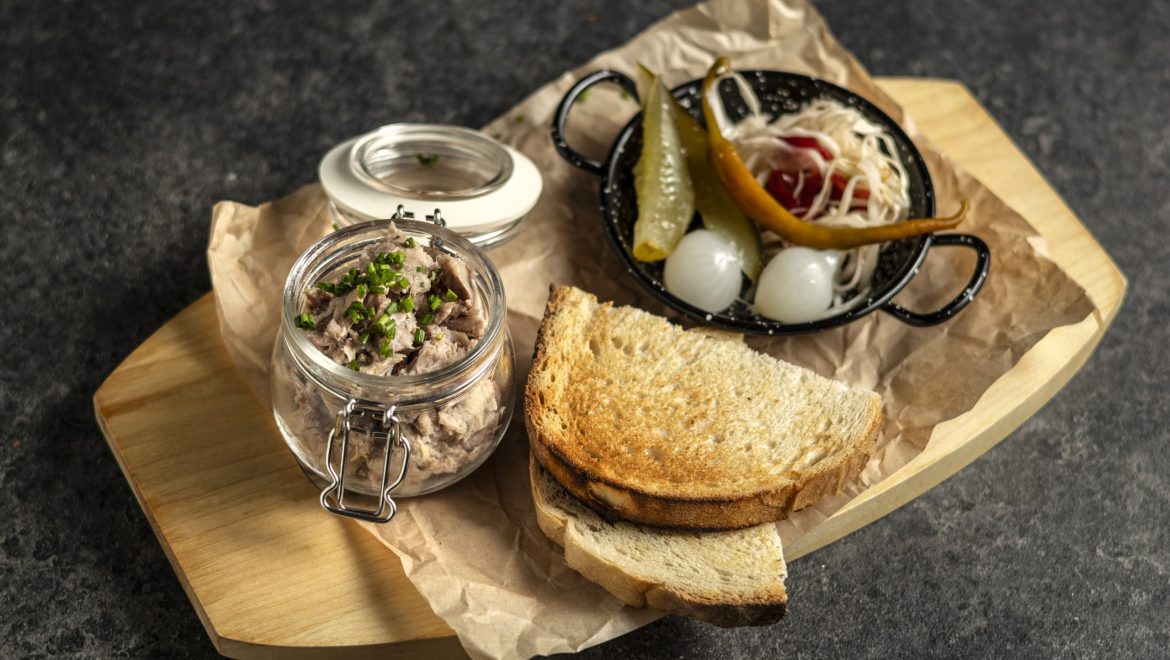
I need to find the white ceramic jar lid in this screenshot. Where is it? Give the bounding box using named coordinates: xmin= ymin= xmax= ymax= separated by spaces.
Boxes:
xmin=319 ymin=124 xmax=542 ymax=241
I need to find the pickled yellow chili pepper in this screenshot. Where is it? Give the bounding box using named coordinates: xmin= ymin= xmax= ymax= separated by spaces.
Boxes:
xmin=700 ymin=57 xmax=967 ymax=250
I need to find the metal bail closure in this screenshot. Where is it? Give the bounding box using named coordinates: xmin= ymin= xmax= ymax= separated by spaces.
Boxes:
xmin=427 ymin=208 xmax=447 ymax=228
xmin=320 ymin=398 xmax=412 ymax=523
xmin=389 ymin=204 xmax=448 ymax=250
xmin=390 ymin=204 xmax=414 ymax=222
xmin=427 ymin=208 xmax=447 ymax=251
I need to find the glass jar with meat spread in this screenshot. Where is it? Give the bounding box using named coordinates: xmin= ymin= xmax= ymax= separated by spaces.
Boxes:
xmin=270 ymin=214 xmax=515 ymax=522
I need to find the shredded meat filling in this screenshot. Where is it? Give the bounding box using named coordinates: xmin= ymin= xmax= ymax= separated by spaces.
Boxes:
xmin=284 ymin=223 xmax=505 ymax=494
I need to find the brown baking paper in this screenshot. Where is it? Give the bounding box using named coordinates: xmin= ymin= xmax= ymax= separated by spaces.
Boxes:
xmin=207 ymin=0 xmax=1095 ymax=657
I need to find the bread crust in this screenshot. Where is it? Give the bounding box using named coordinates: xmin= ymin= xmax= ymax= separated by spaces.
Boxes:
xmin=525 ymin=285 xmax=883 ymax=531
xmin=529 ymin=456 xmax=788 ymax=627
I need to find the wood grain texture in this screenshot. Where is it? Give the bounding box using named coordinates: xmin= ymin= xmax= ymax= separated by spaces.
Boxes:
xmin=92 ymin=80 xmax=1125 ymax=658
xmin=782 ymin=79 xmax=1126 ymax=559
xmin=92 ymin=295 xmax=462 ymax=659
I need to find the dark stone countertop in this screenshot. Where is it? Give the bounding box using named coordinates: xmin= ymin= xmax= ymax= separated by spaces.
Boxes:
xmin=1 ymin=1 xmax=1166 ymax=657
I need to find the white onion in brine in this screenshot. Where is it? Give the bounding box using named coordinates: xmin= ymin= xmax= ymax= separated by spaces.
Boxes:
xmin=663 ymin=230 xmax=744 ymax=313
xmin=753 ymin=247 xmax=838 ymax=323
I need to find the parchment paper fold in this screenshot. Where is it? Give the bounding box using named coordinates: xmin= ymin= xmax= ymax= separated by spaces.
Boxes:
xmin=207 ymin=1 xmax=1094 ymax=657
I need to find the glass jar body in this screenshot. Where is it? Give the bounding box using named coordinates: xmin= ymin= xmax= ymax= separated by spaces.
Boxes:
xmin=270 ymin=219 xmax=515 ymax=500
xmin=271 ymin=328 xmax=514 ymax=497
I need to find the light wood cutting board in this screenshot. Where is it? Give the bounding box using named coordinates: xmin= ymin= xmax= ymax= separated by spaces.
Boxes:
xmin=93 ymin=79 xmax=1125 ymax=659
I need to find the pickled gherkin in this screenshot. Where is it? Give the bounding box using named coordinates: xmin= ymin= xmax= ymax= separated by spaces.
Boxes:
xmin=634 ymin=65 xmax=762 ymax=280
xmin=632 ymin=75 xmax=694 ymax=262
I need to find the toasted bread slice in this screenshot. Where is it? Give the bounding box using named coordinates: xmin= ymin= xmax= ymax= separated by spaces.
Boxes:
xmin=531 ymin=456 xmax=787 ymax=627
xmin=526 ymin=285 xmax=882 ymax=530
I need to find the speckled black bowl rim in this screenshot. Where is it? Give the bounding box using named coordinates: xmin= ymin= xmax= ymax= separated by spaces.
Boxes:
xmin=595 ymin=72 xmax=939 ymax=335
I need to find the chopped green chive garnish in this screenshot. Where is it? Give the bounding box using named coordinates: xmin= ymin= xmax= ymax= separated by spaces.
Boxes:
xmin=420 ymin=313 xmax=435 ymax=326
xmin=514 ymin=114 xmax=525 ymax=124
xmin=404 ymin=237 xmax=416 ymax=248
xmin=364 ymin=263 xmax=390 ymax=287
xmin=376 ymin=250 xmax=408 ymax=266
xmin=443 ymin=288 xmax=458 ymax=302
xmin=416 ymin=266 xmax=427 ymax=273
xmin=384 ymin=301 xmax=398 ymax=315
xmin=434 ymin=333 xmax=443 ymax=341
xmin=413 ymin=328 xmax=426 ymax=346
xmin=400 ymin=296 xmax=415 ymax=312
xmin=328 ymin=268 xmax=361 ymax=296
xmin=428 ymin=294 xmax=442 ymax=311
xmin=348 ymin=360 xmax=360 ymax=371
xmin=397 ymin=276 xmax=410 ymax=290
xmin=575 ymin=89 xmax=590 ymax=104
xmin=378 ymin=337 xmax=393 ymax=357
xmin=345 ymin=300 xmax=367 ymax=323
xmin=369 ymin=284 xmax=385 ymax=295
xmin=373 ymin=312 xmax=394 ymax=334
xmin=355 ymin=283 xmax=367 ymax=299
xmin=331 ymin=222 xmax=341 ymax=231
xmin=358 ymin=331 xmax=369 ymax=344
xmin=294 ymin=312 xmax=316 ymax=330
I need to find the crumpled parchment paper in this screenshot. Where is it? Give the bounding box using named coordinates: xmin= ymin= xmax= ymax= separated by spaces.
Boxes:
xmin=207 ymin=0 xmax=1094 ymax=657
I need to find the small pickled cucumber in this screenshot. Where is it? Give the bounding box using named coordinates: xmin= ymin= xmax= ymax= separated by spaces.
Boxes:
xmin=632 ymin=74 xmax=694 ymax=262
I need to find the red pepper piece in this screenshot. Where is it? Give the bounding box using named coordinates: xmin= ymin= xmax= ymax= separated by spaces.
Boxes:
xmin=782 ymin=136 xmax=833 ymax=161
xmin=830 ymin=173 xmax=870 ymax=204
xmin=766 ymin=170 xmax=799 ymax=208
xmin=766 ymin=169 xmax=822 ymax=211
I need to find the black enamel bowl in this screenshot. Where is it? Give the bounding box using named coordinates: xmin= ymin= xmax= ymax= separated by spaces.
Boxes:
xmin=551 ymin=69 xmax=990 ymax=335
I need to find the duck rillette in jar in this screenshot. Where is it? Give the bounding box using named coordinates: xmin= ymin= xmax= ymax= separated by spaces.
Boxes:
xmin=271 ymin=216 xmax=515 ymax=522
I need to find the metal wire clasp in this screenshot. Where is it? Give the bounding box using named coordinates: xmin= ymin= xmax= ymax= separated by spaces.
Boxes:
xmin=390 ymin=203 xmax=449 ymax=250
xmin=426 ymin=208 xmax=447 ymax=229
xmin=390 ymin=204 xmax=447 ymax=237
xmin=390 ymin=205 xmax=447 ymax=250
xmin=390 ymin=204 xmax=415 ymax=222
xmin=320 ymin=398 xmax=411 ymax=523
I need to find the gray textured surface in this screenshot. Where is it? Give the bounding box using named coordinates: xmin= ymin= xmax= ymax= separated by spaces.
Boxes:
xmin=1 ymin=0 xmax=1166 ymax=657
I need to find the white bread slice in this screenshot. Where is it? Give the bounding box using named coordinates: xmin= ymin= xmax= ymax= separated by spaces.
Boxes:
xmin=531 ymin=455 xmax=787 ymax=627
xmin=526 ymin=285 xmax=882 ymax=530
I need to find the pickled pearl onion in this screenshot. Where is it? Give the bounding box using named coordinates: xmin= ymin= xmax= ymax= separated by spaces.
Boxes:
xmin=663 ymin=230 xmax=743 ymax=313
xmin=753 ymin=247 xmax=839 ymax=323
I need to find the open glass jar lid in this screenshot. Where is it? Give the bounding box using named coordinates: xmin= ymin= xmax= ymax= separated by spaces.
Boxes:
xmin=319 ymin=123 xmax=542 ymax=249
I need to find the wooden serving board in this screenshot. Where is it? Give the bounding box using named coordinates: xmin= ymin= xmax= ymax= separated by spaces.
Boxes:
xmin=93 ymin=79 xmax=1125 ymax=659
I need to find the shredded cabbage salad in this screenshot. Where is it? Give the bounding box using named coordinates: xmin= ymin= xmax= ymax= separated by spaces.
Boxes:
xmin=710 ymin=73 xmax=912 ymax=310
